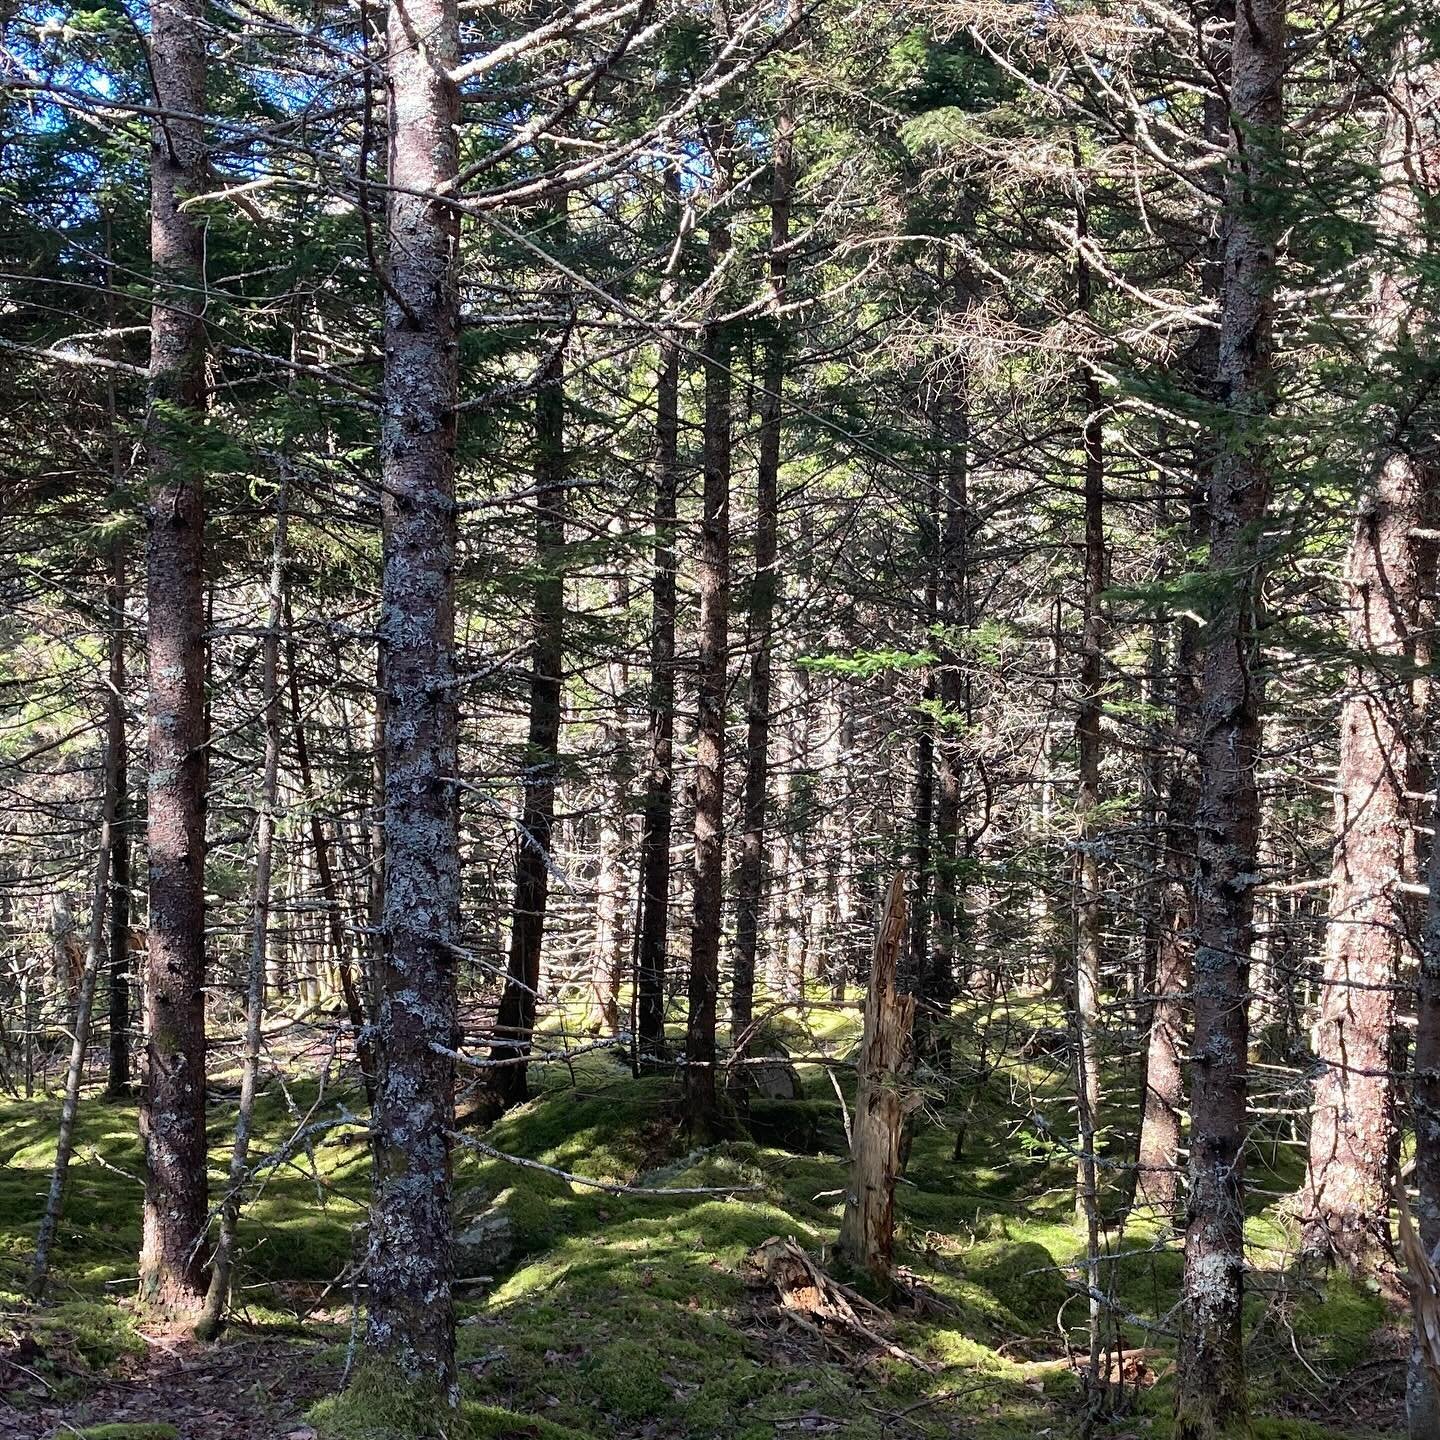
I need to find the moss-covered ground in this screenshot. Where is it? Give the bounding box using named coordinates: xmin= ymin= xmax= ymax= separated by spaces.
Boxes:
xmin=0 ymin=994 xmax=1404 ymax=1438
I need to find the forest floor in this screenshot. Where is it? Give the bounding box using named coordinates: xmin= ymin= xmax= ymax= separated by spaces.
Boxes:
xmin=0 ymin=993 xmax=1411 ymax=1439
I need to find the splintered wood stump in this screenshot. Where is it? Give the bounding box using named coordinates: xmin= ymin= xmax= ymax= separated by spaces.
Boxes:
xmin=1396 ymin=1181 xmax=1440 ymax=1396
xmin=838 ymin=873 xmax=915 ymax=1285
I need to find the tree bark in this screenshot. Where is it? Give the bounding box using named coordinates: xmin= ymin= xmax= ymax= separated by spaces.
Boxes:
xmin=1175 ymin=1 xmax=1284 ymax=1433
xmin=686 ymin=144 xmax=733 ymax=1135
xmin=1389 ymin=37 xmax=1440 ymax=1439
xmin=837 ymin=874 xmax=914 ymax=1286
xmin=140 ymin=0 xmax=210 ymax=1315
xmin=1302 ymin=457 xmax=1418 ymax=1267
xmin=103 ymin=217 xmax=132 ymax=1101
xmin=1414 ymin=749 xmax=1440 ymax=1440
xmin=368 ymin=652 xmax=387 ymax=1017
xmin=1138 ymin=596 xmax=1198 ymax=1217
xmin=1037 ymin=598 xmax=1065 ymax=994
xmin=366 ymin=0 xmax=462 ymax=1390
xmin=1072 ymin=219 xmax=1109 ymax=1407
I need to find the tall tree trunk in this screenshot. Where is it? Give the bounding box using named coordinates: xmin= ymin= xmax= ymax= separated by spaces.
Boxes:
xmin=1070 ymin=196 xmax=1110 ymax=1413
xmin=1138 ymin=573 xmax=1199 ymax=1217
xmin=195 ymin=479 xmax=287 ymax=1341
xmin=140 ymin=0 xmax=210 ymax=1314
xmin=1174 ymin=1 xmax=1285 ymax=1433
xmin=284 ymin=598 xmax=375 ymax=1108
xmin=635 ymin=225 xmax=681 ymax=1073
xmin=588 ymin=539 xmax=628 ymax=1037
xmin=1303 ymin=39 xmax=1432 ymax=1276
xmin=1414 ymin=778 xmax=1440 ymax=1440
xmin=492 ymin=315 xmax=568 ymax=1109
xmin=926 ymin=346 xmax=969 ymax=1068
xmin=31 ymin=732 xmax=120 ymax=1298
xmin=1074 ymin=221 xmax=1105 ymax=1214
xmin=366 ymin=0 xmax=461 ymax=1389
xmin=908 ymin=504 xmax=939 ymax=993
xmin=368 ymin=653 xmax=387 ymax=1017
xmin=1302 ymin=451 xmax=1418 ymax=1269
xmin=1071 ymin=217 xmax=1109 ymax=1414
xmin=1137 ymin=19 xmax=1228 ymax=1216
xmin=1037 ymin=597 xmax=1065 ymax=994
xmin=1387 ymin=40 xmax=1440 ymax=1440
xmin=732 ymin=72 xmax=797 ymax=1050
xmin=105 ymin=543 xmax=131 ymax=1098
xmin=686 ymin=145 xmax=733 ymax=1135
xmin=103 ymin=217 xmax=132 ymax=1101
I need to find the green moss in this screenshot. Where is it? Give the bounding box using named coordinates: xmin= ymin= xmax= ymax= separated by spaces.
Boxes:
xmin=308 ymin=1363 xmax=457 ymax=1439
xmin=0 ymin=1081 xmax=370 ymax=1307
xmin=0 ymin=998 xmax=1402 ymax=1440
xmin=746 ymin=1098 xmax=829 ymax=1151
xmin=963 ymin=1239 xmax=1070 ymax=1332
xmin=1250 ymin=1421 xmax=1344 ymax=1440
xmin=478 ymin=1074 xmax=680 ymax=1186
xmin=32 ymin=1299 xmax=147 ymax=1369
xmin=1288 ymin=1270 xmax=1385 ymax=1373
xmin=69 ymin=1425 xmax=179 ymax=1440
xmin=465 ymin=1404 xmax=590 ymax=1439
xmin=583 ymin=1337 xmax=673 ymax=1418
xmin=242 ymin=1211 xmax=358 ymax=1282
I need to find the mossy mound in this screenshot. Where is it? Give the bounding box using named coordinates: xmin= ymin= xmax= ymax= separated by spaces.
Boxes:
xmin=69 ymin=1425 xmax=179 ymax=1440
xmin=308 ymin=1366 xmax=452 ymax=1439
xmin=466 ymin=1404 xmax=591 ymax=1440
xmin=307 ymin=1366 xmax=590 ymax=1440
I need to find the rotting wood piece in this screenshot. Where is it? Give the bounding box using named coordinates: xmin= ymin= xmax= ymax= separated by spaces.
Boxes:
xmin=1396 ymin=1180 xmax=1440 ymax=1397
xmin=838 ymin=873 xmax=918 ymax=1285
xmin=745 ymin=1235 xmax=935 ymax=1371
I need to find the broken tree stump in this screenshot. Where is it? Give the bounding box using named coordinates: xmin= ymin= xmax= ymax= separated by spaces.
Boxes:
xmin=837 ymin=872 xmax=917 ymax=1286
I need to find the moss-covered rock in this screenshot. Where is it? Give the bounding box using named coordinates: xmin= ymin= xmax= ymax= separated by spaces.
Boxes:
xmin=454 ymin=1205 xmax=518 ymax=1278
xmin=746 ymin=1098 xmax=825 ymax=1151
